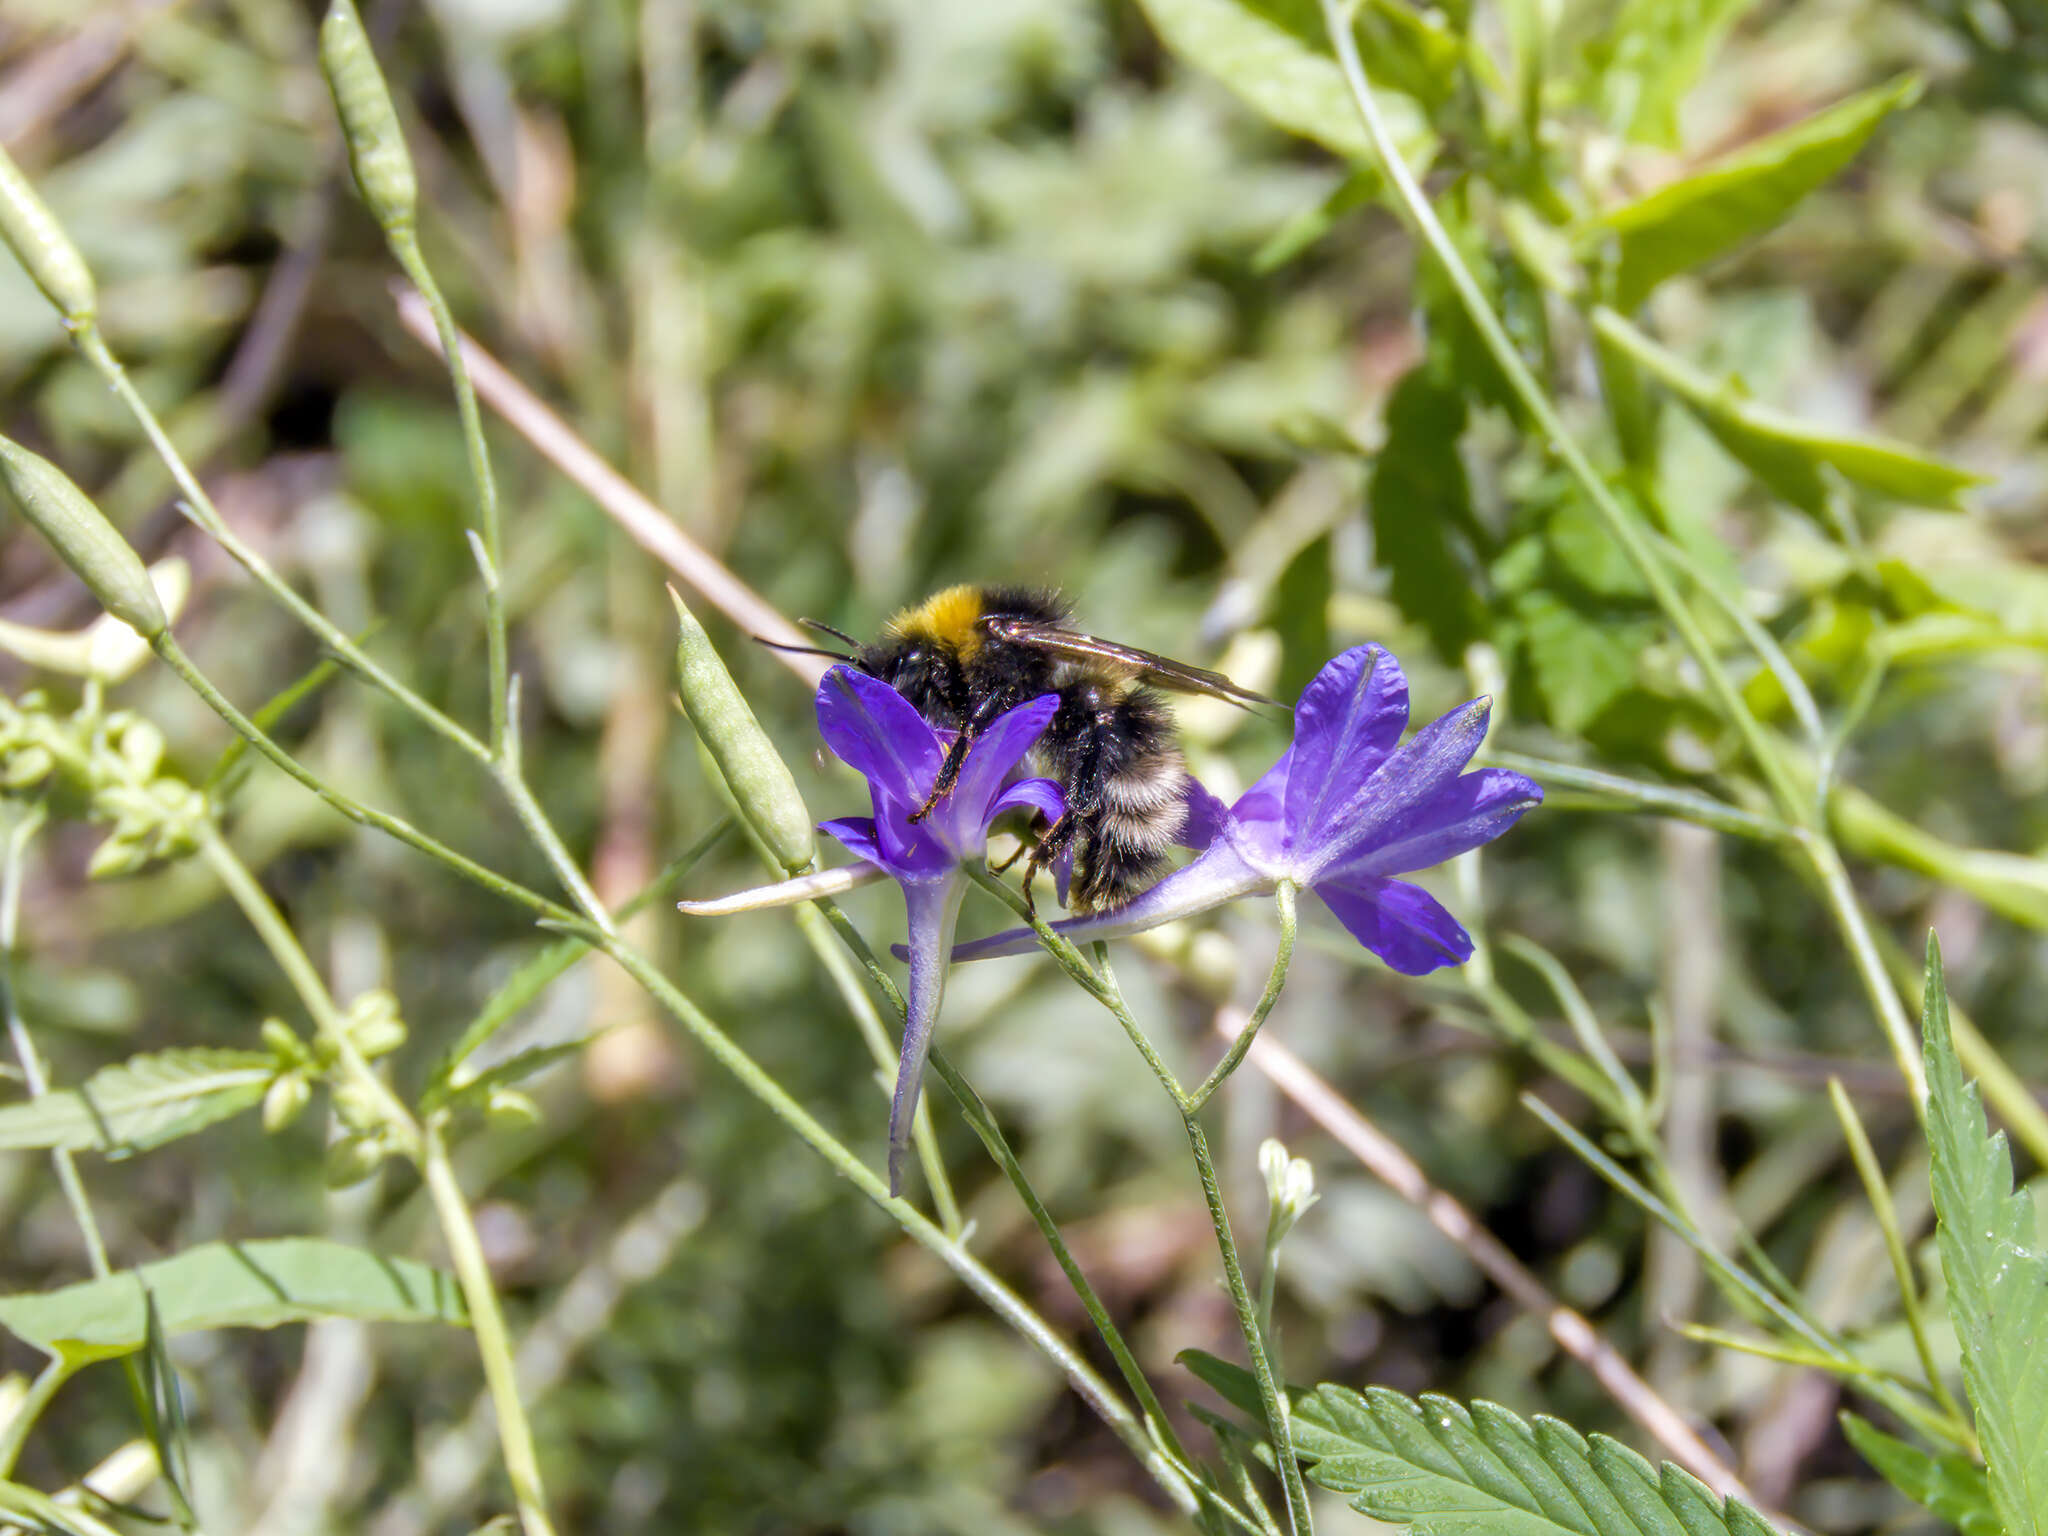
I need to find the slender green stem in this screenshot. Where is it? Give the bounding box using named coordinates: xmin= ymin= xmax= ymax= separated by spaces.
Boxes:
xmin=1826 ymin=1080 xmax=1969 ymax=1437
xmin=421 ymin=1123 xmax=557 ymax=1536
xmin=0 ymin=1357 xmax=74 ymax=1480
xmin=150 ymin=631 xmax=571 ymax=924
xmin=0 ymin=807 xmax=112 ymax=1277
xmin=196 ymin=825 xmax=420 ymax=1159
xmin=1185 ymin=1114 xmax=1313 ymax=1536
xmin=1484 ymin=752 xmax=1794 ymax=843
xmin=1189 ymin=884 xmax=1297 ymax=1111
xmin=594 ymin=932 xmax=1200 ymax=1514
xmin=491 ymin=765 xmax=614 ymax=938
xmin=71 ymin=325 xmax=487 ymax=765
xmin=389 ymin=237 xmax=509 ymax=753
xmin=1802 ymin=833 xmax=1925 ymax=1105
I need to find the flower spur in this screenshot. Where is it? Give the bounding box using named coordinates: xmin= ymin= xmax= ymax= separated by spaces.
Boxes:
xmin=813 ymin=666 xmax=1065 ymax=1195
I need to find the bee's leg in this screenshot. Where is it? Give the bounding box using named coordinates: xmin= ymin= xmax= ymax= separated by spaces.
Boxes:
xmin=907 ymin=727 xmax=976 ymax=823
xmin=989 ymin=810 xmax=1049 ymax=874
xmin=1018 ymin=813 xmax=1079 ymax=917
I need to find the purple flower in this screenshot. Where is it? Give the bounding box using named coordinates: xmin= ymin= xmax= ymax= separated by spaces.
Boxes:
xmin=815 ymin=666 xmax=1065 ymax=1195
xmin=953 ymin=645 xmax=1541 ymax=974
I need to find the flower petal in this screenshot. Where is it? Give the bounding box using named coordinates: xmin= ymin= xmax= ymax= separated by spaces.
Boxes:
xmin=1282 ymin=645 xmax=1411 ymax=838
xmin=888 ymin=877 xmax=967 ymax=1196
xmin=815 ymin=666 xmax=941 ymax=811
xmin=1320 ymin=767 xmax=1543 ymax=883
xmin=947 ymin=839 xmax=1271 ymax=962
xmin=988 ymin=776 xmax=1066 ymax=829
xmin=1299 ymin=695 xmax=1494 ymax=876
xmin=952 ymin=694 xmax=1060 ymax=825
xmin=1314 ymin=876 xmax=1472 ymax=975
xmin=1179 ymin=775 xmax=1230 ymax=851
xmin=819 ymin=815 xmax=884 ymax=867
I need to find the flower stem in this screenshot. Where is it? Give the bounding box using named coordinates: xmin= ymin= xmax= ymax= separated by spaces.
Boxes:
xmin=71 ymin=324 xmax=487 ymax=765
xmin=420 ymin=1123 xmax=558 ymax=1536
xmin=1188 ymin=883 xmax=1297 ymax=1111
xmin=387 ymin=237 xmax=509 ymax=755
xmin=1185 ymin=1113 xmax=1313 ymax=1536
xmin=592 ymin=931 xmax=1200 ymax=1514
xmin=0 ymin=1357 xmax=74 ymax=1480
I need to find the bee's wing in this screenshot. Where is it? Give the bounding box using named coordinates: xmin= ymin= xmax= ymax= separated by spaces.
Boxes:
xmin=987 ymin=619 xmax=1287 ymax=713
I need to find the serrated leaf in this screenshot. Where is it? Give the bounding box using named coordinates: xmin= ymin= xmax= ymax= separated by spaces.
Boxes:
xmin=1296 ymin=1384 xmax=1784 ymax=1536
xmin=0 ymin=1048 xmax=272 ymax=1157
xmin=0 ymin=1238 xmax=467 ymax=1365
xmin=1370 ymin=369 xmax=1486 ymax=662
xmin=1513 ymin=590 xmax=1647 ymax=734
xmin=1132 ymin=0 xmax=1432 ymax=167
xmin=1595 ymin=74 xmax=1922 ymax=311
xmin=1840 ymin=1413 xmax=1999 ymax=1536
xmin=1924 ymin=935 xmax=2048 ymax=1536
xmin=1594 ymin=308 xmax=1983 ymax=515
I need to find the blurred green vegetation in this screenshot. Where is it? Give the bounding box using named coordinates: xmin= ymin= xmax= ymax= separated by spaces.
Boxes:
xmin=1 ymin=0 xmax=2046 ymax=1531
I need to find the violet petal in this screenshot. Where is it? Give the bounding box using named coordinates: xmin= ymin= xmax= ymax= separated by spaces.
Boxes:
xmin=1299 ymin=696 xmax=1494 ymax=875
xmin=816 ymin=667 xmax=942 ymax=812
xmin=951 ymin=695 xmax=1060 ymax=823
xmin=1320 ymin=767 xmax=1543 ymax=883
xmin=1314 ymin=875 xmax=1473 ymax=975
xmin=1282 ymin=646 xmax=1410 ymax=836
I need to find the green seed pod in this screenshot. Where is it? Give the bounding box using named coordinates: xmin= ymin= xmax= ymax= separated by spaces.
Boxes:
xmin=324 ymin=1130 xmax=388 ymax=1188
xmin=319 ymin=0 xmax=418 ymax=234
xmin=0 ymin=437 xmax=165 ymax=638
xmin=670 ymin=587 xmax=815 ymax=875
xmin=0 ymin=143 xmax=95 ymax=326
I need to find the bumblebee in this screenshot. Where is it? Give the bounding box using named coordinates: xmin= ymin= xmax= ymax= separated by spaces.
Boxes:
xmin=797 ymin=586 xmax=1276 ymax=913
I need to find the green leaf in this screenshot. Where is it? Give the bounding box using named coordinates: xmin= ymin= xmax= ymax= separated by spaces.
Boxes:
xmin=1185 ymin=1364 xmax=1786 ymax=1536
xmin=1593 ymin=308 xmax=1984 ymax=515
xmin=1595 ymin=74 xmax=1922 ymax=310
xmin=1254 ymin=169 xmax=1380 ymax=272
xmin=1594 ymin=0 xmax=1763 ymax=149
xmin=1179 ymin=1347 xmax=1268 ymax=1422
xmin=1301 ymin=1386 xmax=1783 ymax=1536
xmin=1924 ymin=933 xmax=2048 ymax=1536
xmin=1369 ymin=369 xmax=1486 ymax=663
xmin=0 ymin=1048 xmax=272 ymax=1157
xmin=1512 ymin=590 xmax=1647 ymax=735
xmin=0 ymin=1238 xmax=467 ymax=1365
xmin=1840 ymin=1413 xmax=1999 ymax=1536
xmin=1132 ymin=0 xmax=1431 ymax=167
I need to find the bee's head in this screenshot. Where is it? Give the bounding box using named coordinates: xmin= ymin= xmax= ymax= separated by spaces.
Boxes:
xmin=860 ymin=636 xmax=959 ymax=722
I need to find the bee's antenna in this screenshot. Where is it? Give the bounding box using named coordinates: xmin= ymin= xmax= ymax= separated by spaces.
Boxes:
xmin=798 ymin=617 xmax=863 ymax=648
xmin=753 ymin=635 xmax=858 ymax=664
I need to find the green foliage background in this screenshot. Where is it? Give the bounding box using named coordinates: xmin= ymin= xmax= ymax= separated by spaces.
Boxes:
xmin=1 ymin=0 xmax=2046 ymax=1530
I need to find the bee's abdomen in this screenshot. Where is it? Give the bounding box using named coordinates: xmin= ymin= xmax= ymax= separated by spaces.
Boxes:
xmin=1044 ymin=684 xmax=1188 ymax=913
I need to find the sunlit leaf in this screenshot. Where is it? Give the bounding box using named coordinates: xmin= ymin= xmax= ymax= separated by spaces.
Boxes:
xmin=1593 ymin=308 xmax=1983 ymax=514
xmin=1369 ymin=369 xmax=1485 ymax=662
xmin=1594 ymin=0 xmax=1764 ymax=148
xmin=1840 ymin=1413 xmax=1998 ymax=1536
xmin=1132 ymin=0 xmax=1433 ymax=167
xmin=1594 ymin=74 xmax=1922 ymax=310
xmin=1181 ymin=1351 xmax=1785 ymax=1536
xmin=0 ymin=1048 xmax=272 ymax=1157
xmin=0 ymin=1239 xmax=468 ymax=1366
xmin=1924 ymin=935 xmax=2048 ymax=1536
xmin=1513 ymin=590 xmax=1647 ymax=735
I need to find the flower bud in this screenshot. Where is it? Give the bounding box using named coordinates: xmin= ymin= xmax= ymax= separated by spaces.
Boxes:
xmin=331 ymin=1075 xmax=386 ymax=1132
xmin=319 ymin=0 xmax=418 ymax=234
xmin=0 ymin=743 xmax=52 ymax=791
xmin=262 ymin=1071 xmax=311 ymax=1133
xmin=346 ymin=990 xmax=407 ymax=1058
xmin=324 ymin=1130 xmax=388 ymax=1188
xmin=85 ymin=826 xmax=146 ymax=880
xmin=670 ymin=587 xmax=815 ymax=875
xmin=261 ymin=1018 xmax=310 ymax=1065
xmin=114 ymin=716 xmax=164 ymax=783
xmin=1259 ymin=1137 xmax=1320 ymax=1242
xmin=0 ymin=437 xmax=165 ymax=638
xmin=483 ymin=1088 xmax=541 ymax=1128
xmin=0 ymin=143 xmax=95 ymax=325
